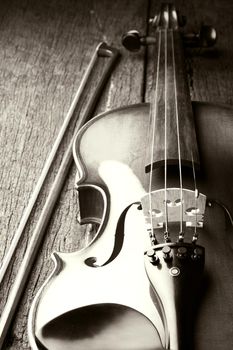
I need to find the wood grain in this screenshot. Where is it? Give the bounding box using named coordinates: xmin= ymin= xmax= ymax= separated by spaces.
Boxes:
xmin=0 ymin=0 xmax=233 ymax=349
xmin=0 ymin=1 xmax=147 ymax=348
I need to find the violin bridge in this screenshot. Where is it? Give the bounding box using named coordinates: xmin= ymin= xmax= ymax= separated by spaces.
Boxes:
xmin=141 ymin=188 xmax=207 ymax=230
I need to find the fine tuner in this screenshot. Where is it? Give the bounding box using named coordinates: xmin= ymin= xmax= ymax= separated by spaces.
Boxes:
xmin=122 ymin=25 xmax=217 ymax=52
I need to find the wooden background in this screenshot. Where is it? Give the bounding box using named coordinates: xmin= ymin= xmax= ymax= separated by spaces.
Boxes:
xmin=0 ymin=0 xmax=233 ymax=348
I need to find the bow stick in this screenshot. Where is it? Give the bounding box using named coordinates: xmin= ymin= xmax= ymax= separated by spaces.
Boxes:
xmin=0 ymin=42 xmax=119 ymax=348
xmin=0 ymin=42 xmax=109 ymax=285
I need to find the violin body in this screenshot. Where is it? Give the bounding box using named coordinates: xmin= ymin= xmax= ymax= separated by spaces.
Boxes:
xmin=28 ymin=3 xmax=233 ymax=349
xmin=29 ymin=101 xmax=233 ymax=350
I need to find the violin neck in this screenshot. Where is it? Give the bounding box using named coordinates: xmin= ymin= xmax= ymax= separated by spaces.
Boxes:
xmin=146 ymin=28 xmax=200 ymax=172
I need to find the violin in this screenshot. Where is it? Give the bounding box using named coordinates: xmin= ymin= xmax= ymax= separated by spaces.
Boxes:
xmin=28 ymin=3 xmax=233 ymax=350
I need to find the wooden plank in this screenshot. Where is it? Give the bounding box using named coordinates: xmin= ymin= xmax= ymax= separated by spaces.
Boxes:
xmin=0 ymin=0 xmax=233 ymax=349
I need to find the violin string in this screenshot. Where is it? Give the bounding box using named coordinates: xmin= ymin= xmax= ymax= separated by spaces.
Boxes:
xmin=171 ymin=30 xmax=184 ymax=240
xmin=148 ymin=30 xmax=161 ymax=245
xmin=164 ymin=27 xmax=169 ymax=240
xmin=191 ymin=152 xmax=199 ymax=242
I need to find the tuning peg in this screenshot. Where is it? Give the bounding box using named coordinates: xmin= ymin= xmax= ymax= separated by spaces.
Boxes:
xmin=184 ymin=25 xmax=217 ymax=48
xmin=122 ymin=30 xmax=156 ymax=52
xmin=199 ymin=25 xmax=217 ymax=47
